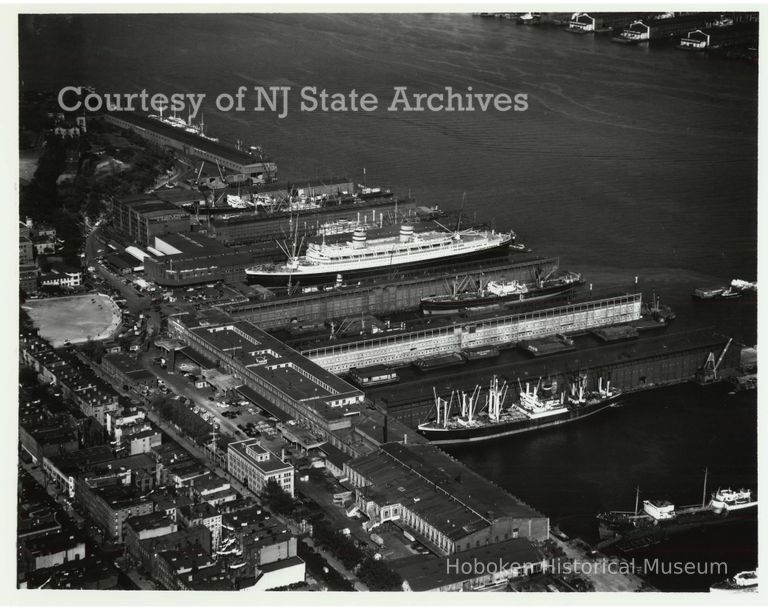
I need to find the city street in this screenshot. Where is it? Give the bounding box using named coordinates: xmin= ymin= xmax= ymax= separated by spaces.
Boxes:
xmin=139 ymin=350 xmax=243 ymax=440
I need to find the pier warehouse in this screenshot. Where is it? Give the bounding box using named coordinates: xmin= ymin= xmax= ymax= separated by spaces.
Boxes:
xmin=167 ymin=311 xmax=365 ymax=451
xmin=344 ymin=443 xmax=549 ymax=553
xmin=678 ymin=21 xmax=759 ymax=50
xmin=568 ymin=12 xmax=651 ymax=32
xmin=104 ymin=113 xmax=277 ymax=183
xmin=302 ymin=293 xmax=642 ymax=373
xmin=614 ymin=13 xmax=721 ymax=43
xmin=207 ymin=197 xmax=425 ymax=246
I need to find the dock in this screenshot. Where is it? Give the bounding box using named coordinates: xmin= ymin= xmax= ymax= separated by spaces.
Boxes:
xmin=367 ymin=328 xmax=739 ymax=430
xmin=223 ymin=254 xmax=560 ymax=330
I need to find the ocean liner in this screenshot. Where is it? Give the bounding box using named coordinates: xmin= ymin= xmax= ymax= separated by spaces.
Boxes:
xmin=417 ymin=374 xmax=622 ymax=445
xmin=420 ymin=270 xmax=583 ymax=315
xmin=245 ymin=224 xmax=515 ymax=286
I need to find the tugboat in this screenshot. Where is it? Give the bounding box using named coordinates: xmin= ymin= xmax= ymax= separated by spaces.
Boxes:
xmin=710 ymin=569 xmax=758 ymax=593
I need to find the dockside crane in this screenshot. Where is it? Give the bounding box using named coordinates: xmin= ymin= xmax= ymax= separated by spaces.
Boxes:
xmin=697 ymin=337 xmax=733 ymax=384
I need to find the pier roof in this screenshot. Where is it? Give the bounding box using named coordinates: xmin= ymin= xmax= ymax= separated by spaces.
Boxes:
xmin=348 ymin=442 xmax=543 ymax=541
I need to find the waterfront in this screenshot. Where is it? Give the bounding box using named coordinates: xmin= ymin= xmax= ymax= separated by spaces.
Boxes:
xmin=20 ymin=13 xmax=758 ymax=592
xmin=447 ymin=383 xmax=757 ymax=591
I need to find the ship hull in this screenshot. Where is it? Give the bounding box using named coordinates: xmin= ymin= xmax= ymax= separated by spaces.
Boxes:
xmin=418 ymin=394 xmax=620 ymax=445
xmin=246 ymin=238 xmax=512 ymax=287
xmin=420 ymin=279 xmax=583 ymax=315
xmin=598 ymin=505 xmax=757 ymax=553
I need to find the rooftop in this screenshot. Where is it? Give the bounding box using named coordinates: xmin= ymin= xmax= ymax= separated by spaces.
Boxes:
xmin=153 ymin=232 xmax=229 ymax=256
xmin=390 ymin=539 xmax=543 ymax=591
xmin=348 ymin=443 xmax=543 ymax=541
xmin=116 ymin=194 xmax=189 ymax=219
xmin=108 ymin=112 xmax=266 ymax=167
xmin=102 ymin=352 xmax=145 ymax=375
xmin=172 ymin=315 xmax=364 ymax=422
xmin=228 ymin=439 xmax=293 ymax=474
xmin=125 ymin=512 xmax=175 ymax=533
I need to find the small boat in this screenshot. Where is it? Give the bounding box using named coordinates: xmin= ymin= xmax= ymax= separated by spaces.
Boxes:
xmin=710 ymin=570 xmax=758 ymax=593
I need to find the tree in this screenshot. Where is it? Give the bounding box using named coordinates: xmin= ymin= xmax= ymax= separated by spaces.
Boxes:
xmin=261 ymin=479 xmax=298 ymax=516
xmin=357 ymin=557 xmax=403 ymax=591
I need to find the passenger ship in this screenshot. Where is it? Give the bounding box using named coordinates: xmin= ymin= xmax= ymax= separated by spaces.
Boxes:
xmin=245 ymin=224 xmax=515 ymax=286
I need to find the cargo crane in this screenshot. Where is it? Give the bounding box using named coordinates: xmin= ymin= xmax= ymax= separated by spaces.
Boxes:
xmin=697 ymin=337 xmax=733 ymax=385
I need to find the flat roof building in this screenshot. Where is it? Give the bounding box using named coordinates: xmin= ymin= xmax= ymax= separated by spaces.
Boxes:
xmin=112 ymin=194 xmax=191 ymax=246
xmin=227 ymin=438 xmax=294 ymax=498
xmin=344 ymin=443 xmax=549 ymax=555
xmin=168 ymin=313 xmax=365 ymax=450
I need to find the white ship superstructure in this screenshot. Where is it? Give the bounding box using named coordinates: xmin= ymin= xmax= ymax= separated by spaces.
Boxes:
xmin=711 ymin=488 xmax=757 ymax=512
xmin=245 ymin=224 xmax=514 ymax=285
xmin=515 ymin=379 xmax=569 ymax=419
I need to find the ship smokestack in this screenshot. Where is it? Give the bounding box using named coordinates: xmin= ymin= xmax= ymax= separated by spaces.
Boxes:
xmin=352 ymin=227 xmax=367 ymax=249
xmin=399 ymin=224 xmax=414 ymax=243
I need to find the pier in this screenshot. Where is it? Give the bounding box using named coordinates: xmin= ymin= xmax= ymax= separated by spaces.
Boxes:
xmin=225 ymin=255 xmax=560 ymax=330
xmin=367 ymin=328 xmax=740 ymax=429
xmin=301 ymin=292 xmax=642 ymax=373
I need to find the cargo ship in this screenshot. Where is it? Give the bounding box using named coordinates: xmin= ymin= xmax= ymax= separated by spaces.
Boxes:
xmin=710 ymin=570 xmax=758 ymax=593
xmin=597 ymin=478 xmax=758 ymax=552
xmin=417 ymin=374 xmax=622 ymax=445
xmin=420 ymin=270 xmax=583 ymax=315
xmin=245 ymin=224 xmax=515 ymax=286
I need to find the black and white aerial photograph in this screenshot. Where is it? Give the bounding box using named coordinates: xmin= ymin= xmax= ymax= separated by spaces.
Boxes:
xmin=12 ymin=5 xmax=762 ymax=603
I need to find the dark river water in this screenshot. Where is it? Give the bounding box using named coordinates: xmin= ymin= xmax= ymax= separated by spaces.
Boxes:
xmin=20 ymin=13 xmax=758 ymax=591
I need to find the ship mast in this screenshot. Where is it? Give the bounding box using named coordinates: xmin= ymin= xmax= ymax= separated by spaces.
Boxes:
xmin=702 ymin=467 xmax=709 ymax=507
xmin=634 ymin=486 xmax=640 ymax=516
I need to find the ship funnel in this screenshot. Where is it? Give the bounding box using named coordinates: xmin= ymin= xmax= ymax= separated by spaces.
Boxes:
xmin=399 ymin=224 xmax=414 ymax=242
xmin=352 ymin=227 xmax=367 ymax=249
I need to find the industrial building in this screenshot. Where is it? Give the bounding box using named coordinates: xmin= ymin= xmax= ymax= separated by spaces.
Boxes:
xmin=104 ymin=112 xmax=277 ymax=182
xmin=100 ymin=353 xmax=157 ymax=392
xmin=344 ymin=443 xmax=549 ymax=555
xmin=112 ymin=194 xmax=191 ymax=247
xmin=167 ymin=311 xmax=365 ymax=450
xmin=143 ymin=232 xmax=252 ymax=286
